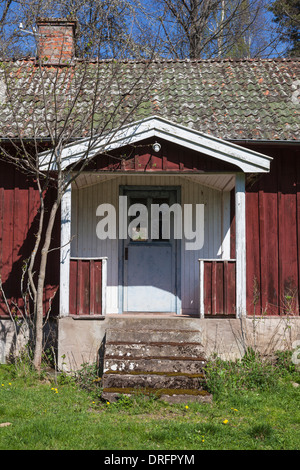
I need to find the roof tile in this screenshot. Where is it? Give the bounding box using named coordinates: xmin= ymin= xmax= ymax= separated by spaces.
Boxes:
xmin=0 ymin=58 xmax=298 ymax=141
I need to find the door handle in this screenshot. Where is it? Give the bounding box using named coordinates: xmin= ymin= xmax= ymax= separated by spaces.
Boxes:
xmin=124 ymin=247 xmax=128 ymax=260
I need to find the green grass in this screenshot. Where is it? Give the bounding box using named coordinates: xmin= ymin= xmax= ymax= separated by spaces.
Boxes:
xmin=0 ymin=353 xmax=299 ymax=450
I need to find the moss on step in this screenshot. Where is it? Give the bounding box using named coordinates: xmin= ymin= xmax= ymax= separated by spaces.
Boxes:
xmin=104 ymin=355 xmax=206 ymax=361
xmin=104 ymin=370 xmax=205 ymax=378
xmin=102 ymin=387 xmax=211 ymax=397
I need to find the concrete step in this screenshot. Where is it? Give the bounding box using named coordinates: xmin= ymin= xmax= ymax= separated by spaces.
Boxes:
xmin=104 ymin=357 xmax=206 ymax=374
xmin=101 ymin=389 xmax=212 ymax=404
xmin=106 ymin=317 xmax=203 ymax=331
xmin=104 ymin=341 xmax=205 ymax=359
xmin=102 ymin=372 xmax=204 ymax=390
xmin=106 ymin=328 xmax=202 ymax=344
xmin=157 ymin=393 xmax=212 ymax=404
xmin=100 ymin=317 xmax=211 ymax=404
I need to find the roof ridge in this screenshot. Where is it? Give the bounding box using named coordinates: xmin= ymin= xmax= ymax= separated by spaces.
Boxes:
xmin=0 ymin=56 xmax=300 ymax=65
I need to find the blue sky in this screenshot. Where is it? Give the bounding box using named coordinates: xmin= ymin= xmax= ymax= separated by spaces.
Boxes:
xmin=0 ymin=0 xmax=288 ymax=59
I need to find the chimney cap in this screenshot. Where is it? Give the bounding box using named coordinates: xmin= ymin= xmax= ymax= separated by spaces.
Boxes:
xmin=36 ymin=17 xmax=78 ymax=30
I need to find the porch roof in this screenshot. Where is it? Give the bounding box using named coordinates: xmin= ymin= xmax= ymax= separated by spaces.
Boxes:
xmin=40 ymin=115 xmax=272 ymax=173
xmin=73 ymin=172 xmax=236 ymax=192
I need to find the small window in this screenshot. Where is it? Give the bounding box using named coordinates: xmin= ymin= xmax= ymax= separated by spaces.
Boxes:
xmin=128 ymin=197 xmax=148 ymax=241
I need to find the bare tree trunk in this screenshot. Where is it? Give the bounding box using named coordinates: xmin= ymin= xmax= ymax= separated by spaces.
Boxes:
xmin=28 ymin=178 xmax=44 ymax=310
xmin=33 ymin=199 xmax=59 ymax=370
xmin=217 ymin=0 xmax=225 ymax=56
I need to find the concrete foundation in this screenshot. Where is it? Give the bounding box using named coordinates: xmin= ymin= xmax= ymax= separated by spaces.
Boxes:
xmin=1 ymin=314 xmax=300 ymax=371
xmin=56 ymin=314 xmax=300 ymax=371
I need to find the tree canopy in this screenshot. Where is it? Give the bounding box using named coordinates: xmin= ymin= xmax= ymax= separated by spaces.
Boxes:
xmin=0 ymin=0 xmax=295 ymax=60
xmin=269 ymin=0 xmax=300 ymax=57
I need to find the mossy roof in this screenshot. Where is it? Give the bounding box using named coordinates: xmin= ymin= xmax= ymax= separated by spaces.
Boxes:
xmin=0 ymin=57 xmax=299 ymax=141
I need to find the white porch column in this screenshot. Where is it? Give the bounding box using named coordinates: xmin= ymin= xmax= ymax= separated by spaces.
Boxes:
xmin=60 ymin=179 xmax=72 ymax=317
xmin=235 ymin=173 xmax=246 ymax=318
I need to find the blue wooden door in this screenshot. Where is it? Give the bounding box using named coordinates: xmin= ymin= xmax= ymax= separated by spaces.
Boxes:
xmin=122 ymin=188 xmax=179 ymax=313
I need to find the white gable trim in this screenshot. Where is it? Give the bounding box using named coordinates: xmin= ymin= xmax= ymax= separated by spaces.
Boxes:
xmin=39 ymin=115 xmax=272 ymax=173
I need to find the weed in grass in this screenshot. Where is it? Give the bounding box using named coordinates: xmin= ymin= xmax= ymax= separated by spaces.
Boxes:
xmin=247 ymin=422 xmax=283 ymax=449
xmin=249 ymin=423 xmax=274 ymax=441
xmin=103 ymin=390 xmax=162 ymax=415
xmin=72 ymin=362 xmax=103 ymax=400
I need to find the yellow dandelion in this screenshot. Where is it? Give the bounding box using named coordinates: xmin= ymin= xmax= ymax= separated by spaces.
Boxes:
xmin=185 ymin=405 xmax=189 ymax=409
xmin=223 ymin=419 xmax=229 ymax=424
xmin=106 ymin=401 xmax=110 ymax=405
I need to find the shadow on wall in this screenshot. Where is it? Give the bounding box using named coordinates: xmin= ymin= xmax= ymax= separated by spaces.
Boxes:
xmin=98 ymin=333 xmax=106 ymax=377
xmin=0 ymin=180 xmax=60 ymax=318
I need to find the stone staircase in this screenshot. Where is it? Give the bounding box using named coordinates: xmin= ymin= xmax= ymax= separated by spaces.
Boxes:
xmin=101 ymin=317 xmax=212 ymax=403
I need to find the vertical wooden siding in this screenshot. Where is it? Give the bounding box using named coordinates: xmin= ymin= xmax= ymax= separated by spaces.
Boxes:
xmin=246 ymin=147 xmax=300 ymax=316
xmin=0 ymin=162 xmax=59 ymax=317
xmin=69 ymin=258 xmax=103 ymax=315
xmin=202 ymin=260 xmax=236 ymax=315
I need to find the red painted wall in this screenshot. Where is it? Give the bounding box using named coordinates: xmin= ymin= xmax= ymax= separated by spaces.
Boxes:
xmin=246 ymin=145 xmax=300 ymax=315
xmin=1 ymin=141 xmax=300 ymax=317
xmin=0 ymin=161 xmax=60 ymax=317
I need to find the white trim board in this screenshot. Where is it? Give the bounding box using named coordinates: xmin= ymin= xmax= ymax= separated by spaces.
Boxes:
xmin=39 ymin=115 xmax=272 ymax=173
xmin=60 ymin=180 xmax=71 ymax=317
xmin=235 ymin=173 xmax=246 ymax=318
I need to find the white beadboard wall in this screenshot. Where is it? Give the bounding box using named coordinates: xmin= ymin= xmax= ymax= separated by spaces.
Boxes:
xmin=71 ymin=174 xmax=231 ymax=314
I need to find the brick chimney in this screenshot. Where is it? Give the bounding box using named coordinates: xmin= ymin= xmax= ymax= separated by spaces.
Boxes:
xmin=36 ymin=18 xmax=77 ymax=65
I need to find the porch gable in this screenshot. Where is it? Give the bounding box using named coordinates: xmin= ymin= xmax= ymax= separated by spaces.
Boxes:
xmin=39 ymin=116 xmax=273 ymax=174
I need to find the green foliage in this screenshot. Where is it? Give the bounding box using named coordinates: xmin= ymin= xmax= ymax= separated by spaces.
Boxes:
xmin=204 ymin=348 xmax=299 ymax=398
xmin=1 ymin=358 xmax=299 ymax=450
xmin=248 ymin=422 xmax=275 ymax=441
xmin=71 ymin=362 xmax=103 ymax=400
xmin=269 ymin=0 xmax=300 ymax=56
xmin=105 ymin=390 xmax=160 ymax=413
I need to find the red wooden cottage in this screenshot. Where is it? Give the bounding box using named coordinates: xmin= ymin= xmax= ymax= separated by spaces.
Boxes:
xmin=0 ymin=18 xmax=299 ymax=367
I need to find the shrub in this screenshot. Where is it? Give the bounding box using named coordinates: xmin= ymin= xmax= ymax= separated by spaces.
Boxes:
xmin=204 ymin=348 xmax=299 ymax=398
xmin=71 ymin=362 xmax=102 ymax=400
